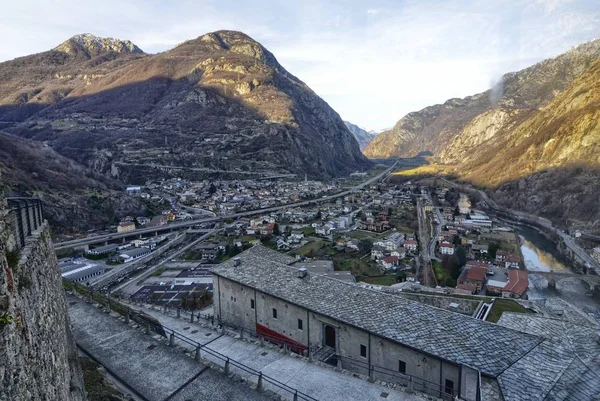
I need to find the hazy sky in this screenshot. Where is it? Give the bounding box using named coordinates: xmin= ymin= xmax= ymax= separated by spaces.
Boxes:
xmin=1 ymin=0 xmax=600 ymax=130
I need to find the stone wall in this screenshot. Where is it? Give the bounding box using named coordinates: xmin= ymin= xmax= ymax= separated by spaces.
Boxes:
xmin=0 ymin=197 xmax=86 ymax=401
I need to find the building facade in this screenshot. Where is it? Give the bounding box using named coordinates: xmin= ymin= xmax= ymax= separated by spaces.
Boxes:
xmin=212 ymin=246 xmax=545 ymax=401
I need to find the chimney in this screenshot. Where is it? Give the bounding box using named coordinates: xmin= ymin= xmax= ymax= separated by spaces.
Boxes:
xmin=233 ymin=257 xmax=241 ymax=267
xmin=297 ymin=268 xmax=307 ymax=279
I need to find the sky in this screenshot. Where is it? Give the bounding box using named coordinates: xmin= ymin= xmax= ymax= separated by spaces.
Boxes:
xmin=1 ymin=0 xmax=600 ymax=131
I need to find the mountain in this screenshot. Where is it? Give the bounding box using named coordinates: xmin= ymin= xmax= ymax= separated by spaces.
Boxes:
xmin=343 ymin=121 xmax=377 ymax=150
xmin=1 ymin=31 xmax=370 ymax=182
xmin=364 ymin=39 xmax=600 ymax=159
xmin=368 ymin=39 xmax=600 ymax=230
xmin=0 ymin=132 xmax=145 ymax=233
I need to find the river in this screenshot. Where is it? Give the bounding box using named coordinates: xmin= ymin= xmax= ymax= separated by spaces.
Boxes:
xmin=517 ymin=226 xmax=567 ymax=272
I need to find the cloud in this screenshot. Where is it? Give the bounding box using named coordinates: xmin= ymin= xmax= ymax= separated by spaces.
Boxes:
xmin=0 ymin=0 xmax=599 ymax=129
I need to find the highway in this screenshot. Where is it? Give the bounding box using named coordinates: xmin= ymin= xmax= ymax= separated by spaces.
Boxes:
xmin=55 ymin=162 xmax=398 ymax=250
xmin=107 ymin=227 xmax=220 ymax=293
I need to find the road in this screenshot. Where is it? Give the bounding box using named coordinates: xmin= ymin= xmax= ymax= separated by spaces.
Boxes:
xmin=429 ymin=206 xmax=444 ymax=260
xmin=107 ymin=228 xmax=220 ymax=293
xmin=55 ymin=162 xmax=398 ymax=250
xmin=438 ymin=177 xmax=599 ymax=274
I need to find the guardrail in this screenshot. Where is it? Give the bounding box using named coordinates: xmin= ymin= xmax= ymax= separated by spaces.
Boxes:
xmin=7 ymin=197 xmax=43 ymax=250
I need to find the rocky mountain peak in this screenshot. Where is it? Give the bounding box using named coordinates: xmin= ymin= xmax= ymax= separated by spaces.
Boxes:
xmin=55 ymin=33 xmax=144 ymax=56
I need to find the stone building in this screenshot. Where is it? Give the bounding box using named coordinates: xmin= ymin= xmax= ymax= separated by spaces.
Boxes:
xmin=212 ymin=246 xmax=552 ymax=401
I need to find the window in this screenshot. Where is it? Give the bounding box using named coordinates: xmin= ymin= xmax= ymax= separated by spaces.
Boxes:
xmin=360 ymin=344 xmax=367 ymax=358
xmin=445 ymin=380 xmax=454 ymax=395
xmin=398 ymin=360 xmax=406 ymax=374
xmin=272 ymin=308 xmax=277 ymax=319
xmin=298 ymin=319 xmax=303 ymax=330
xmin=250 ymin=299 xmax=255 ymax=309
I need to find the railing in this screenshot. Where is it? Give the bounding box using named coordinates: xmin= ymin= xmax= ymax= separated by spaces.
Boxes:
xmin=67 ymin=283 xmax=318 ymax=401
xmin=7 ymin=198 xmax=43 ymax=250
xmin=336 ymin=354 xmax=457 ymax=400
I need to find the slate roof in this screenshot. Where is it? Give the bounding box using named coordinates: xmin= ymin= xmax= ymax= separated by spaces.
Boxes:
xmin=497 ymin=313 xmax=600 ymax=401
xmin=212 ymin=245 xmax=543 ymax=378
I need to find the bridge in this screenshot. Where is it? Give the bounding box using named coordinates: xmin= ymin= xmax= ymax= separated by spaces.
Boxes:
xmin=54 ymin=162 xmax=398 ymax=251
xmin=527 ymin=270 xmax=600 ymax=291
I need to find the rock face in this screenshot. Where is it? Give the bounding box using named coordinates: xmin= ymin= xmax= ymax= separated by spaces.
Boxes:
xmin=1 ymin=30 xmax=371 ymax=181
xmin=343 ymin=121 xmax=377 ymax=150
xmin=364 ymin=39 xmax=600 ymax=230
xmin=0 ymin=196 xmax=86 ymax=400
xmin=0 ymin=132 xmax=147 ymax=233
xmin=364 ymin=39 xmax=600 ymax=159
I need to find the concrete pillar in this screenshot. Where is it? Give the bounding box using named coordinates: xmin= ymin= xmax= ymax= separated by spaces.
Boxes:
xmin=336 ymin=357 xmax=342 ymax=369
xmin=169 ymin=332 xmax=175 ymax=347
xmin=369 ymin=365 xmax=374 ymax=381
xmin=240 ymin=328 xmax=244 ymax=340
xmin=195 ymin=346 xmax=201 ymax=362
xmin=308 ymin=348 xmax=312 ymax=362
xmin=106 ymin=299 xmax=111 ymax=313
xmin=224 ymin=358 xmax=230 ymax=375
xmin=190 ymin=311 xmax=194 ymax=323
xmin=257 ymin=372 xmax=263 ymax=391
xmin=177 ymin=308 xmax=181 ymax=318
xmin=283 ymin=344 xmax=288 ymax=353
xmin=125 ymin=309 xmax=130 ymax=324
xmin=293 ymin=391 xmax=298 ymax=401
xmin=145 ymin=324 xmax=151 ymax=335
xmin=260 ymin=335 xmax=264 ymax=346
xmin=407 ymin=376 xmax=414 ymax=393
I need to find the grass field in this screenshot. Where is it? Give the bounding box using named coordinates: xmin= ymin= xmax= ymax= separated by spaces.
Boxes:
xmin=487 ymin=299 xmax=529 ymax=323
xmin=432 ymin=260 xmax=450 ymax=282
xmin=291 ymin=239 xmax=326 ymax=257
xmin=361 ymin=275 xmax=402 ymax=286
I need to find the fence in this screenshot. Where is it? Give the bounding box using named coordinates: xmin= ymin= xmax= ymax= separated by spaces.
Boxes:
xmin=7 ymin=197 xmax=43 ymax=250
xmin=66 ymin=282 xmax=318 ymax=401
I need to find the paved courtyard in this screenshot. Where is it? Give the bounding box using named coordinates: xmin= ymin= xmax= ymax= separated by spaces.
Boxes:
xmin=126 ymin=301 xmax=426 ymax=401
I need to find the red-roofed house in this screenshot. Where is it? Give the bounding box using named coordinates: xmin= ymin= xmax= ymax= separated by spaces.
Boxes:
xmin=502 ymin=270 xmax=529 ymax=299
xmin=457 ymin=266 xmax=487 ymax=293
xmin=404 ymin=240 xmax=418 ymax=252
xmin=381 ymin=256 xmax=400 ymax=270
xmin=440 ymin=242 xmax=455 ymax=255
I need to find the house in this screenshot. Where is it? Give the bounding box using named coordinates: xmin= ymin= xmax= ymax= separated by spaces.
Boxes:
xmin=471 ymin=244 xmax=488 ymax=255
xmin=136 ymin=216 xmax=150 ymax=226
xmin=403 ymin=240 xmax=418 ymax=252
xmin=457 ymin=266 xmax=487 ymax=293
xmin=504 ymin=254 xmax=521 ymax=269
xmin=486 ymin=280 xmax=507 ymax=295
xmin=502 ymin=270 xmax=529 ymax=299
xmin=371 ymin=248 xmax=385 ymax=260
xmin=381 ymin=255 xmax=400 ymax=270
xmin=289 ymin=231 xmax=304 ymax=243
xmin=276 ymin=238 xmax=289 ymax=250
xmin=440 ymin=242 xmax=455 ymax=255
xmin=117 ymin=221 xmax=136 ymax=233
xmin=390 ymin=248 xmax=406 ymax=259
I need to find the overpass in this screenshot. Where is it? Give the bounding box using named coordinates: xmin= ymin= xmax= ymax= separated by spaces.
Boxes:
xmin=54 ymin=162 xmax=398 ymax=251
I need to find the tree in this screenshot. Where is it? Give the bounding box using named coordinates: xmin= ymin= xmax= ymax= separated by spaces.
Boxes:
xmin=469 ymin=191 xmax=482 ymax=205
xmin=284 ymin=225 xmax=292 ymax=236
xmin=456 ymin=246 xmax=467 ymax=267
xmin=452 ymin=235 xmax=461 ymax=246
xmin=441 ymin=255 xmax=461 ymax=280
xmin=444 ymin=277 xmax=456 ymax=287
xmin=358 ymin=238 xmax=373 ymax=253
xmin=273 ymin=223 xmax=280 ymax=236
xmin=488 ymin=242 xmax=500 ymax=260
xmin=209 ymin=183 xmax=217 ymax=195
xmin=453 ymin=205 xmax=460 ymax=216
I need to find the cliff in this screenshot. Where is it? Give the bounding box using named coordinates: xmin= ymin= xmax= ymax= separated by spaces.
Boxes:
xmin=0 ymin=196 xmax=86 ymax=400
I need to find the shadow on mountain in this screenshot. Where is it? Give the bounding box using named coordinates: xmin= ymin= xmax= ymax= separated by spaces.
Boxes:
xmin=2 ymin=75 xmax=370 ymax=181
